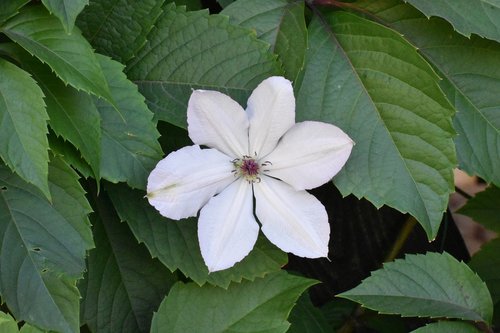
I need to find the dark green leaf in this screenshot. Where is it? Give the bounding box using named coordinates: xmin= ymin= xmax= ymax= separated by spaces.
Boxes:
xmin=296 ymin=10 xmax=455 ymax=239
xmin=41 ymin=0 xmax=88 ymax=33
xmin=339 ymin=252 xmax=493 ymax=324
xmin=150 ymin=271 xmax=315 ymax=333
xmin=77 ymin=0 xmax=164 ymax=63
xmin=0 ymin=0 xmax=29 ymax=24
xmin=353 ymin=0 xmax=500 ymax=187
xmin=405 ymin=0 xmax=500 ymax=43
xmin=468 ymin=238 xmax=500 ymax=306
xmin=18 ymin=50 xmax=101 ymax=180
xmin=288 ymin=294 xmax=331 ymax=333
xmin=410 ymin=321 xmax=481 ymax=333
xmin=81 ymin=192 xmax=176 ymax=333
xmin=106 ymin=183 xmax=288 ymax=288
xmin=94 ymin=55 xmax=162 ymax=189
xmin=0 ymin=157 xmax=93 ymax=333
xmin=458 ymin=186 xmax=500 ymax=232
xmin=223 ymin=0 xmax=307 ymax=80
xmin=2 ymin=5 xmax=113 ymax=103
xmin=48 ymin=134 xmax=93 ymax=179
xmin=127 ymin=3 xmax=281 ymax=128
xmin=0 ymin=58 xmax=50 ymax=199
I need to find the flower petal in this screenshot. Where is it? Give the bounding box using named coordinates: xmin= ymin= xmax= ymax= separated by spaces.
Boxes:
xmin=247 ymin=76 xmax=295 ymax=157
xmin=254 ymin=176 xmax=329 ymax=258
xmin=263 ymin=121 xmax=354 ymax=190
xmin=188 ymin=90 xmax=249 ymax=157
xmin=147 ymin=145 xmax=235 ymax=220
xmin=198 ymin=180 xmax=259 ymax=272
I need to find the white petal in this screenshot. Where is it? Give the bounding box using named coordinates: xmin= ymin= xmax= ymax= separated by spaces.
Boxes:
xmin=247 ymin=76 xmax=295 ymax=157
xmin=198 ymin=180 xmax=259 ymax=272
xmin=188 ymin=90 xmax=249 ymax=157
xmin=254 ymin=176 xmax=329 ymax=258
xmin=147 ymin=145 xmax=235 ymax=220
xmin=263 ymin=121 xmax=354 ymax=190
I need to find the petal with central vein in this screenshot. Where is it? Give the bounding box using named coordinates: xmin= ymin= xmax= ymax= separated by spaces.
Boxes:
xmin=188 ymin=90 xmax=249 ymax=157
xmin=264 ymin=121 xmax=354 ymax=190
xmin=247 ymin=76 xmax=295 ymax=157
xmin=198 ymin=180 xmax=259 ymax=272
xmin=254 ymin=176 xmax=329 ymax=258
xmin=147 ymin=145 xmax=235 ymax=220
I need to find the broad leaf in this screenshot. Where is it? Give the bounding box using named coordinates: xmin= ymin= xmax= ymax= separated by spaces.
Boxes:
xmin=468 ymin=239 xmax=500 ymax=306
xmin=353 ymin=0 xmax=500 ymax=187
xmin=1 ymin=5 xmax=113 ymax=103
xmin=94 ymin=55 xmax=162 ymax=189
xmin=339 ymin=252 xmax=493 ymax=324
xmin=18 ymin=51 xmax=101 ymax=180
xmin=458 ymin=186 xmax=500 ymax=233
xmin=405 ymin=0 xmax=500 ymax=43
xmin=0 ymin=157 xmax=93 ymax=333
xmin=106 ymin=183 xmax=287 ymax=288
xmin=77 ymin=0 xmax=164 ymax=63
xmin=0 ymin=58 xmax=50 ymax=199
xmin=81 ymin=193 xmax=176 ymax=333
xmin=126 ymin=3 xmax=281 ymax=128
xmin=288 ymin=294 xmax=330 ymax=333
xmin=222 ymin=0 xmax=307 ymax=80
xmin=296 ymin=10 xmax=455 ymax=239
xmin=41 ymin=0 xmax=88 ymax=33
xmin=0 ymin=0 xmax=28 ymax=24
xmin=410 ymin=321 xmax=481 ymax=333
xmin=150 ymin=271 xmax=315 ymax=333
xmin=0 ymin=312 xmax=18 ymax=333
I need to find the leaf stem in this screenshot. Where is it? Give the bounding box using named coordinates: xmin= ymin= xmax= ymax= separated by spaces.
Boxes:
xmin=384 ymin=216 xmax=417 ymax=262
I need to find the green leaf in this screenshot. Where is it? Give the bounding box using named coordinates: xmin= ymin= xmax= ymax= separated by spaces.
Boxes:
xmin=0 ymin=58 xmax=50 ymax=199
xmin=296 ymin=11 xmax=455 ymax=239
xmin=0 ymin=0 xmax=29 ymax=24
xmin=0 ymin=157 xmax=93 ymax=333
xmin=458 ymin=186 xmax=500 ymax=232
xmin=405 ymin=0 xmax=500 ymax=43
xmin=410 ymin=321 xmax=481 ymax=333
xmin=77 ymin=0 xmax=164 ymax=63
xmin=0 ymin=312 xmax=18 ymax=333
xmin=288 ymin=294 xmax=331 ymax=333
xmin=94 ymin=55 xmax=162 ymax=189
xmin=126 ymin=3 xmax=281 ymax=128
xmin=353 ymin=0 xmax=500 ymax=187
xmin=81 ymin=192 xmax=176 ymax=333
xmin=150 ymin=271 xmax=316 ymax=333
xmin=222 ymin=0 xmax=307 ymax=80
xmin=17 ymin=50 xmax=101 ymax=180
xmin=338 ymin=252 xmax=493 ymax=324
xmin=41 ymin=0 xmax=88 ymax=33
xmin=106 ymin=183 xmax=288 ymax=288
xmin=19 ymin=325 xmax=47 ymax=333
xmin=48 ymin=134 xmax=93 ymax=179
xmin=1 ymin=5 xmax=113 ymax=103
xmin=468 ymin=238 xmax=500 ymax=306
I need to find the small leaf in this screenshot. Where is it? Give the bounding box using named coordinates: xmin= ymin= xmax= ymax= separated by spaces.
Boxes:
xmin=296 ymin=10 xmax=456 ymax=239
xmin=288 ymin=294 xmax=331 ymax=333
xmin=338 ymin=252 xmax=493 ymax=324
xmin=106 ymin=183 xmax=287 ymax=288
xmin=0 ymin=157 xmax=93 ymax=333
xmin=41 ymin=0 xmax=88 ymax=33
xmin=0 ymin=0 xmax=29 ymax=24
xmin=81 ymin=193 xmax=176 ymax=333
xmin=0 ymin=58 xmax=50 ymax=199
xmin=126 ymin=3 xmax=281 ymax=128
xmin=94 ymin=55 xmax=162 ymax=189
xmin=223 ymin=0 xmax=307 ymax=80
xmin=150 ymin=271 xmax=316 ymax=333
xmin=410 ymin=321 xmax=481 ymax=333
xmin=77 ymin=0 xmax=164 ymax=63
xmin=405 ymin=0 xmax=500 ymax=43
xmin=0 ymin=312 xmax=18 ymax=333
xmin=1 ymin=5 xmax=113 ymax=103
xmin=458 ymin=186 xmax=500 ymax=233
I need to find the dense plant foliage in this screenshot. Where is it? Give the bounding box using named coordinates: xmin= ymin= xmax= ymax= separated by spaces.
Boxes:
xmin=0 ymin=0 xmax=498 ymax=332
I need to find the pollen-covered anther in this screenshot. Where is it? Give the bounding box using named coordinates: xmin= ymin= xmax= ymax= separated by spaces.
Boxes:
xmin=232 ymin=157 xmax=264 ymax=182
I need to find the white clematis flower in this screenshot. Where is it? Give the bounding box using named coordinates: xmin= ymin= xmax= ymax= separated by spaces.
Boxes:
xmin=147 ymin=76 xmax=354 ymax=272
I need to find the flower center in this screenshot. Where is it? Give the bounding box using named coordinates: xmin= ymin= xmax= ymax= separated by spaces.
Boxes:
xmin=232 ymin=155 xmax=271 ymax=183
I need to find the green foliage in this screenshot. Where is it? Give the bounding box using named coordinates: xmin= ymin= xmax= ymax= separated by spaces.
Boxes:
xmin=458 ymin=186 xmax=500 ymax=232
xmin=150 ymin=271 xmax=316 ymax=333
xmin=0 ymin=312 xmax=18 ymax=333
xmin=0 ymin=0 xmax=28 ymax=24
xmin=295 ymin=10 xmax=455 ymax=239
xmin=410 ymin=321 xmax=481 ymax=333
xmin=41 ymin=0 xmax=88 ymax=33
xmin=339 ymin=252 xmax=493 ymax=324
xmin=287 ymin=294 xmax=331 ymax=333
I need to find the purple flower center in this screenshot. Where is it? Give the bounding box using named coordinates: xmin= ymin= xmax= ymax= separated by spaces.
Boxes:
xmin=241 ymin=158 xmax=259 ymax=176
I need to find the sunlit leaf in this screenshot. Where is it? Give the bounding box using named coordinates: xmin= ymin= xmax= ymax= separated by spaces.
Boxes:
xmin=41 ymin=0 xmax=88 ymax=33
